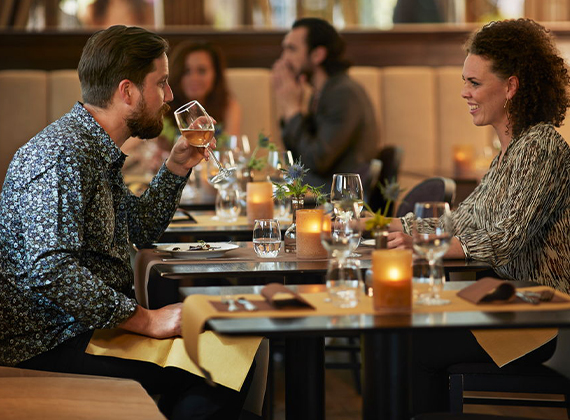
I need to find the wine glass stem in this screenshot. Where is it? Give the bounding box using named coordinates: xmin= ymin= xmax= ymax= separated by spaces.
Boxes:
xmin=207 ymin=146 xmax=224 ymax=171
xmin=428 ymin=258 xmax=441 ymax=299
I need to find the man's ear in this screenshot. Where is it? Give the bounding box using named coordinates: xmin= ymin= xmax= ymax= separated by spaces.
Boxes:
xmin=310 ymin=45 xmax=327 ymax=67
xmin=118 ymin=79 xmax=134 ymax=105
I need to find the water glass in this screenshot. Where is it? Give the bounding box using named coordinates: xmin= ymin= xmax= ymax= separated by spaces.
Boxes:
xmin=215 ymin=187 xmax=241 ymax=221
xmin=326 ymin=258 xmax=363 ymax=308
xmin=253 ymin=219 xmax=281 ymax=258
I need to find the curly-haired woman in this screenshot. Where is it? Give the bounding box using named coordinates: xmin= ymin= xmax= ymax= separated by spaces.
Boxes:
xmin=387 ymin=19 xmax=570 ymax=415
xmin=391 ymin=18 xmax=570 ymax=290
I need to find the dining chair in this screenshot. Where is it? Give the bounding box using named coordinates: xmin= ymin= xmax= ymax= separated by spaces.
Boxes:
xmin=395 ymin=176 xmax=456 ymax=217
xmin=447 ymin=328 xmax=570 ymax=418
xmin=368 ymin=145 xmax=404 ymax=214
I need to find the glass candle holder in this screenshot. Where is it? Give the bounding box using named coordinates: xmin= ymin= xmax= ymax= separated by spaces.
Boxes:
xmin=372 ymin=249 xmax=413 ymax=312
xmin=296 ymin=209 xmax=328 ymax=259
xmin=246 ymin=181 xmax=274 ymax=224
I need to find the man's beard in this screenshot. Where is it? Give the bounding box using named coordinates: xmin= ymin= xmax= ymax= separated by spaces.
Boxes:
xmin=126 ymin=98 xmax=170 ymax=140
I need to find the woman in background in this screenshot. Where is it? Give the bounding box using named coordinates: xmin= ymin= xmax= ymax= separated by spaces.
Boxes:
xmin=168 ymin=41 xmax=242 ymax=136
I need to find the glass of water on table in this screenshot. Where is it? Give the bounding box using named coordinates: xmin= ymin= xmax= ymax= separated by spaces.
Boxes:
xmin=253 ymin=219 xmax=281 ymax=258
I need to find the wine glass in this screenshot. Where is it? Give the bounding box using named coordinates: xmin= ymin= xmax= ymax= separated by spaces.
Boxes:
xmin=320 ymin=201 xmax=362 ymax=264
xmin=267 ymin=150 xmax=294 ymax=184
xmin=412 ymin=202 xmax=453 ymax=306
xmin=174 ymin=100 xmax=235 ymax=184
xmin=330 ymin=173 xmax=364 ymax=216
xmin=206 ymin=150 xmax=237 ymax=188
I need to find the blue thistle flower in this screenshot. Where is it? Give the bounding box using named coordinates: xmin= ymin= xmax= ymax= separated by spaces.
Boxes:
xmin=285 ymin=160 xmax=308 ymax=183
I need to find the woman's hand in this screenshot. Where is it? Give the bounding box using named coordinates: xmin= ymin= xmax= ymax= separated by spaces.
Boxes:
xmin=387 ymin=231 xmax=413 ymax=249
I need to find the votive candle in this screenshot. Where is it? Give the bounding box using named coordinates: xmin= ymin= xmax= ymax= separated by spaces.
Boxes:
xmin=246 ymin=182 xmax=274 ymax=224
xmin=372 ymin=249 xmax=413 ymax=312
xmin=296 ymin=209 xmax=328 ymax=259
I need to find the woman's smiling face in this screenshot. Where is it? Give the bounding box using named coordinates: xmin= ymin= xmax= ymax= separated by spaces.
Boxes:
xmin=461 ymin=54 xmax=510 ymax=132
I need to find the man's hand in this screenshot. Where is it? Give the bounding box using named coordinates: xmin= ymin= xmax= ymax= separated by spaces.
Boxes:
xmin=119 ymin=303 xmax=183 ymax=339
xmin=272 ymin=58 xmax=304 ymax=120
xmin=165 ymin=135 xmax=217 ymax=177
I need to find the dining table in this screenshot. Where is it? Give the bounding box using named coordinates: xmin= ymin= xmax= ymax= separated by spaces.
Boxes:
xmin=142 ymin=241 xmax=492 ymax=309
xmin=160 ymin=210 xmax=291 ymax=243
xmin=180 ymin=282 xmax=570 ymax=420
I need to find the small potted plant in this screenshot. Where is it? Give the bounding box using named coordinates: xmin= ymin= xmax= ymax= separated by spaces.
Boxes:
xmin=363 ymin=178 xmax=405 ymax=249
xmin=273 ymin=158 xmax=328 ymax=252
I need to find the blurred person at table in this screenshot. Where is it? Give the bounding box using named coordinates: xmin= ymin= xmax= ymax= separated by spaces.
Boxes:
xmin=0 ymin=25 xmax=252 ymax=420
xmin=387 ymin=19 xmax=570 ymax=414
xmin=272 ymin=17 xmax=378 ymax=192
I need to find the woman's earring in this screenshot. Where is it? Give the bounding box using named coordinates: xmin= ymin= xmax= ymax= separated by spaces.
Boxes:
xmin=503 ymin=98 xmax=509 ymax=109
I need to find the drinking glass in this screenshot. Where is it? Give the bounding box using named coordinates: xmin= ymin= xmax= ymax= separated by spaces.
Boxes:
xmin=174 ymin=100 xmax=235 ymax=184
xmin=325 ymin=258 xmax=363 ymax=308
xmin=206 ymin=150 xmax=237 ymax=188
xmin=412 ymin=202 xmax=453 ymax=306
xmin=267 ymin=150 xmax=294 ymax=184
xmin=320 ymin=202 xmax=362 ymax=264
xmin=330 ymin=173 xmax=364 ymax=216
xmin=215 ymin=186 xmax=241 ymax=222
xmin=253 ymin=219 xmax=281 ymax=258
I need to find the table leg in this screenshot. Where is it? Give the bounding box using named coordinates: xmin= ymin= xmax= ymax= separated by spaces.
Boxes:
xmin=285 ymin=337 xmax=325 ymax=420
xmin=362 ymin=331 xmax=411 ymax=420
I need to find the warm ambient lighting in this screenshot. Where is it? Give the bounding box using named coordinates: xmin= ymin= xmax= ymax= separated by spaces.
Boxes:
xmin=372 ymin=249 xmax=413 ymax=312
xmin=296 ymin=209 xmax=327 ymax=259
xmin=246 ymin=181 xmax=274 ymax=224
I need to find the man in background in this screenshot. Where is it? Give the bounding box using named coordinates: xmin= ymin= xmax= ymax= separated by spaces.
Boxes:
xmin=272 ymin=17 xmax=378 ymax=192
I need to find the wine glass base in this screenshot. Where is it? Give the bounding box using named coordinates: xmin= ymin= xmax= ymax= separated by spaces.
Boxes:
xmin=210 ymin=167 xmax=236 ymax=184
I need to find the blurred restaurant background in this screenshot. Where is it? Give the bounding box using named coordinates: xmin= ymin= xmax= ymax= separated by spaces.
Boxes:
xmin=4 ymin=0 xmax=570 ymax=196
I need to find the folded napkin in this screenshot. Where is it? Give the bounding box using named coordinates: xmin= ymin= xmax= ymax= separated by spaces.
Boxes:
xmin=458 ymin=278 xmax=561 ymax=366
xmin=458 ymin=277 xmax=568 ymax=304
xmin=209 ymin=283 xmax=316 ymax=313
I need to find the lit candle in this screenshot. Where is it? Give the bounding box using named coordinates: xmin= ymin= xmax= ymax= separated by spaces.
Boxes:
xmin=453 ymin=144 xmax=474 ymax=177
xmin=296 ymin=209 xmax=328 ymax=259
xmin=246 ymin=182 xmax=274 ymax=224
xmin=372 ymin=249 xmax=413 ymax=312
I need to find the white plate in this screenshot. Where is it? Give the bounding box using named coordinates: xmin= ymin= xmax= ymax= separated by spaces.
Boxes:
xmin=156 ymin=242 xmax=239 ymax=259
xmin=361 ymin=239 xmax=375 ymax=247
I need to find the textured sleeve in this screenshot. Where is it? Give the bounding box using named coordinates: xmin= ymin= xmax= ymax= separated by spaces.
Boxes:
xmin=126 ymin=162 xmax=188 ymax=246
xmin=456 ymin=128 xmax=570 ymax=266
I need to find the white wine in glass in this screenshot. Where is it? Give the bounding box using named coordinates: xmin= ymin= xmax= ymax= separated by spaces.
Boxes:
xmin=174 ymin=100 xmax=235 ymax=184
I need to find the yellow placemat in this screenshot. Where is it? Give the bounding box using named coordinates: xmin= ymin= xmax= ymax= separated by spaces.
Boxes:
xmin=86 ymin=329 xmax=261 ymax=392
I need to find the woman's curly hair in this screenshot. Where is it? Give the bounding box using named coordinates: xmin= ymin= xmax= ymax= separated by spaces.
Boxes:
xmin=465 ymin=18 xmax=570 ymax=138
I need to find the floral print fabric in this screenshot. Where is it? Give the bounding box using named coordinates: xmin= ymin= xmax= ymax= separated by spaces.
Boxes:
xmin=0 ymin=102 xmax=187 ymax=366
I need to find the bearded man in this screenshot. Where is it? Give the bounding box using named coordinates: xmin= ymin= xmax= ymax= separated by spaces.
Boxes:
xmin=0 ymin=25 xmax=251 ymax=420
xmin=272 ymin=17 xmax=378 ymax=192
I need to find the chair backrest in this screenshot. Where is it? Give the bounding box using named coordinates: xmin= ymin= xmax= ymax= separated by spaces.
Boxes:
xmin=395 ymin=176 xmax=456 ymax=217
xmin=364 ymin=158 xmax=382 ymax=203
xmin=368 ymin=146 xmax=404 ymax=213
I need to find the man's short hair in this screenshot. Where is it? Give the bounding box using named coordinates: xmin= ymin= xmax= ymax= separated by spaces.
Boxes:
xmin=78 ymin=25 xmax=169 ymax=108
xmin=292 ymin=17 xmax=350 ymax=76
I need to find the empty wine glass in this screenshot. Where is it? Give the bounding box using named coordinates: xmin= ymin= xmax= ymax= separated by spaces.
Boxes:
xmin=412 ymin=202 xmax=453 ymax=306
xmin=330 ymin=173 xmax=364 ymax=217
xmin=267 ymin=150 xmax=294 ymax=184
xmin=174 ymin=100 xmax=236 ymax=184
xmin=215 ymin=186 xmax=241 ymax=222
xmin=320 ymin=201 xmax=362 ymax=264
